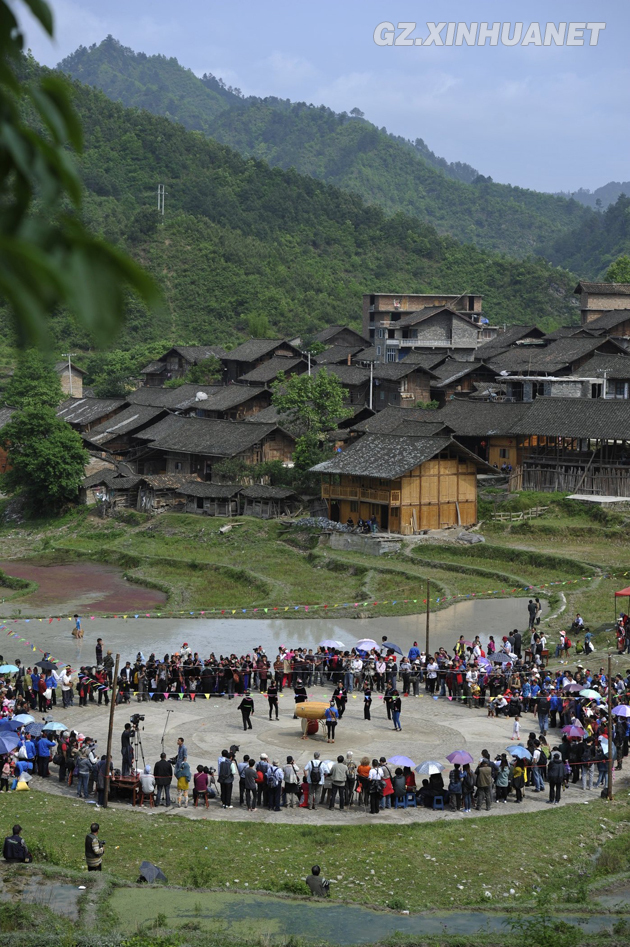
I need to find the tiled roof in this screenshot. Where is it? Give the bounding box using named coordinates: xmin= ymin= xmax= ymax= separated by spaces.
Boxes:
xmin=312 ymin=434 xmax=488 ymax=478
xmin=313 ymin=325 xmax=368 ymax=344
xmin=489 ymin=338 xmax=624 ymax=374
xmin=314 ymin=346 xmax=365 ymax=365
xmin=577 ymin=354 xmax=630 ymax=379
xmin=474 ymin=326 xmax=544 ymax=358
xmin=170 ymin=345 xmax=227 ymax=361
xmin=241 ymin=485 xmax=298 ymax=499
xmin=389 ymin=420 xmax=452 ymax=437
xmin=512 ymin=397 xmax=630 ymax=440
xmin=543 ymin=326 xmax=587 ymax=341
xmin=575 ymin=282 xmax=630 ymax=295
xmin=312 ymin=364 xmax=369 ymax=386
xmin=372 ymin=362 xmax=434 ymax=381
xmin=178 ymin=481 xmax=242 ymax=498
xmin=57 ymin=398 xmax=127 ymax=426
xmin=54 ymin=361 xmax=87 ymax=375
xmin=352 ymin=405 xmax=445 ymax=434
xmin=399 ymin=351 xmax=449 ymax=369
xmin=224 ymin=339 xmax=300 ymax=362
xmin=198 ymin=386 xmax=272 ymax=411
xmin=579 ymin=309 xmax=630 ymax=333
xmin=238 ymin=357 xmax=305 ymax=383
xmin=430 ymin=360 xmax=492 ymax=387
xmin=139 ymin=474 xmax=202 ymax=490
xmin=438 ymin=400 xmax=531 ymax=436
xmin=87 ymin=405 xmax=166 ymax=444
xmin=140 ymin=360 xmax=167 ymax=375
xmin=137 ymin=415 xmax=291 ymax=456
xmin=126 ymin=386 xmax=223 ymax=410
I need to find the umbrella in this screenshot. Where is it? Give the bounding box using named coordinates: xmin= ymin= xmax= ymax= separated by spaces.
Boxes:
xmin=0 ymin=719 xmax=20 ymax=732
xmin=561 ymin=722 xmax=584 ymax=733
xmin=506 ymin=745 xmax=532 ymax=760
xmin=492 ymin=652 xmax=513 ymax=664
xmin=12 ymin=714 xmax=35 ymax=725
xmin=0 ymin=665 xmax=19 ymax=674
xmin=0 ymin=732 xmax=21 ymax=754
xmin=462 ymin=641 xmax=473 ymax=647
xmin=388 ymin=755 xmax=415 ymax=769
xmin=579 ymin=689 xmax=602 ymax=701
xmin=446 ymin=750 xmax=474 ymax=765
xmin=612 ymin=705 xmax=630 ymax=717
xmin=34 ymin=660 xmax=58 ymax=671
xmin=415 ymin=760 xmax=445 ymax=776
xmin=477 ymin=658 xmax=492 ymax=669
xmin=379 ymin=642 xmax=403 ymax=656
xmin=598 ymin=737 xmax=616 ymax=759
xmin=44 ymin=721 xmax=67 ymax=731
xmin=564 ymin=725 xmax=586 ymax=739
xmin=138 ymin=861 xmax=167 ymax=884
xmin=564 ymin=683 xmax=583 ymax=693
xmin=25 ymin=722 xmax=44 ymax=737
xmin=319 ymin=640 xmax=345 ymax=650
xmin=355 ymin=638 xmax=378 ymax=652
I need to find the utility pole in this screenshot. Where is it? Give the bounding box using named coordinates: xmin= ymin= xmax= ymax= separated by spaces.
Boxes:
xmin=103 ymin=653 xmax=120 ymax=809
xmin=307 ymin=352 xmax=311 ymax=376
xmin=425 ymin=579 xmax=430 ymax=656
xmin=61 ymin=353 xmax=76 ymax=396
xmin=607 ymin=652 xmax=614 ymax=801
xmin=369 ymin=361 xmax=374 ymax=410
xmin=157 ymin=184 xmax=165 ymax=218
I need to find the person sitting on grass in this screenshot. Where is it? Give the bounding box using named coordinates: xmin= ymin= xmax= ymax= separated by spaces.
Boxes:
xmin=3 ymin=824 xmax=32 ymax=863
xmin=306 ymin=864 xmax=330 ymax=897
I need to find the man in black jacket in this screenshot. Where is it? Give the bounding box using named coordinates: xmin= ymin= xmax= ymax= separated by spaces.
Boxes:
xmin=3 ymin=825 xmax=32 ymax=863
xmin=238 ymin=692 xmax=255 ymax=730
xmin=154 ymin=753 xmax=173 ymax=807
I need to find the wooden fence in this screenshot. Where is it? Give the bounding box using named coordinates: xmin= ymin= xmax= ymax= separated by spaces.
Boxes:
xmin=491 ymin=506 xmax=549 ymax=522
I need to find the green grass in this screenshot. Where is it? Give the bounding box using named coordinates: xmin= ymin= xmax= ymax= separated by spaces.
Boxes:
xmin=2 ymin=790 xmax=630 ymax=915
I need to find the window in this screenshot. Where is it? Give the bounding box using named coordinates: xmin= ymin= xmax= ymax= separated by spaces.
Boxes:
xmin=174 ymin=461 xmax=182 ymax=471
xmin=499 ymin=448 xmax=510 ymax=459
xmin=380 ymin=391 xmax=385 ymax=400
xmin=376 ymin=346 xmax=381 ymax=355
xmin=196 ymin=497 xmax=204 ymax=510
xmin=614 ymin=381 xmax=627 ymax=399
xmin=378 ymin=328 xmax=385 ymax=339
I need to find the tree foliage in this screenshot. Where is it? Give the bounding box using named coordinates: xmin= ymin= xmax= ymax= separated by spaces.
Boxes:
xmin=543 ymin=195 xmax=630 ymax=278
xmin=1 ymin=406 xmax=89 ymax=511
xmin=4 ymin=350 xmax=62 ymax=408
xmin=0 ymin=3 xmax=159 ymax=348
xmin=605 ymin=255 xmax=630 ymax=283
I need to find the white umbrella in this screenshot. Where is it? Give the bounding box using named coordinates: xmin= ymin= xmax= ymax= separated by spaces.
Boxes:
xmin=415 ymin=760 xmax=445 ymax=775
xmin=319 ymin=639 xmax=345 ymax=650
xmin=355 ymin=638 xmax=378 ymax=651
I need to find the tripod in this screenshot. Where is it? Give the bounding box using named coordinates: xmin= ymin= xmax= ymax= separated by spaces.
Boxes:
xmin=132 ymin=726 xmax=146 ymax=769
xmin=161 ymin=709 xmax=173 ymax=754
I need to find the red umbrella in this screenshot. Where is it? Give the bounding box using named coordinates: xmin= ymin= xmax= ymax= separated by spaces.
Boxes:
xmin=562 ymin=725 xmax=585 ymax=739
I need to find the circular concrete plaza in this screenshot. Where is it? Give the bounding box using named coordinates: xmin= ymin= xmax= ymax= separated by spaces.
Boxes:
xmin=33 ymin=683 xmax=620 ymax=823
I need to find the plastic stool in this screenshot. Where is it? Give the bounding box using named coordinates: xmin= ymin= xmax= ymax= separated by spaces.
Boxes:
xmin=394 ymin=796 xmax=406 ymax=809
xmin=405 ymin=791 xmax=417 ymax=808
xmin=432 ymin=795 xmax=445 ymax=811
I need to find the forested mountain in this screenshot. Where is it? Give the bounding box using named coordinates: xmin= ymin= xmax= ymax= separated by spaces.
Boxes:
xmin=5 ymin=61 xmax=578 ymax=350
xmin=543 ymin=195 xmax=630 ymax=277
xmin=57 ymin=38 xmax=593 ymax=261
xmin=556 ymin=181 xmax=630 ymax=211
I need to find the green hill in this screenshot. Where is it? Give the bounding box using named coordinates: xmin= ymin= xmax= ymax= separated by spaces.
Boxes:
xmin=1 ymin=59 xmax=579 ymax=349
xmin=57 ymin=37 xmax=593 ymax=261
xmin=542 ymin=195 xmax=630 ymax=277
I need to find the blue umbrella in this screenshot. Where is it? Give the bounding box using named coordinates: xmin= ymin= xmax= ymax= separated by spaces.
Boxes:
xmin=44 ymin=721 xmax=67 ymax=731
xmin=380 ymin=642 xmax=403 ymax=656
xmin=492 ymin=652 xmax=514 ymax=664
xmin=0 ymin=718 xmax=20 ymax=732
xmin=25 ymin=723 xmax=44 ymax=737
xmin=388 ymin=755 xmax=415 ymax=769
xmin=12 ymin=714 xmax=35 ymax=725
xmin=0 ymin=665 xmax=19 ymax=674
xmin=0 ymin=732 xmax=21 ymax=754
xmin=506 ymin=745 xmax=532 ymax=760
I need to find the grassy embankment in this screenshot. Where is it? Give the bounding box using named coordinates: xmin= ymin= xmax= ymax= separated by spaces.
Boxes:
xmin=0 ymin=498 xmax=617 ymax=628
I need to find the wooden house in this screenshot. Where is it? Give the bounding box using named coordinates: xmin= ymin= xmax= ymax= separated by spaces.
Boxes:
xmin=429 ymin=360 xmax=498 ymax=406
xmin=139 ymin=346 xmax=227 ymax=386
xmin=574 ymin=281 xmax=630 ymax=325
xmin=313 ymin=325 xmax=369 ymax=348
xmin=238 ymin=357 xmax=308 ymax=386
xmin=81 ymin=471 xmax=142 ymax=510
xmin=187 ymin=386 xmax=273 ymax=421
xmin=240 ymin=485 xmax=301 ymax=518
xmin=222 ymin=340 xmax=303 ymax=384
xmin=86 ymin=405 xmax=169 ymax=457
xmin=136 ymin=474 xmax=200 ymax=513
xmin=436 ymin=400 xmax=532 ymax=468
xmin=312 ymin=434 xmax=491 ymax=534
xmin=132 ymin=415 xmax=295 ymax=480
xmin=179 ymin=482 xmax=242 ymax=516
xmin=57 ymin=397 xmax=128 ymax=434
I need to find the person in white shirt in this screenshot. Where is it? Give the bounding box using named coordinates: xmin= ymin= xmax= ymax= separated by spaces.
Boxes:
xmin=351 ymin=657 xmax=363 ymax=689
xmin=60 ymin=667 xmax=73 ymax=708
xmin=368 ymin=759 xmax=384 ymax=814
xmin=140 ymin=764 xmax=155 ymax=800
xmin=426 ymin=659 xmax=439 ymax=695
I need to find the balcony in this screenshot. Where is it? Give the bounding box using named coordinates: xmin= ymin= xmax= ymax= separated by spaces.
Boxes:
xmin=322 ymin=484 xmax=390 ymax=504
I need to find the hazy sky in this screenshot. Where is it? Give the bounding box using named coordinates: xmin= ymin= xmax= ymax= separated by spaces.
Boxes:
xmin=23 ymin=0 xmax=629 ymax=193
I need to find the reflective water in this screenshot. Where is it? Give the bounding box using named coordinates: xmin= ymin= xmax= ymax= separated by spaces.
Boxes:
xmin=15 ymin=597 xmax=545 ymax=665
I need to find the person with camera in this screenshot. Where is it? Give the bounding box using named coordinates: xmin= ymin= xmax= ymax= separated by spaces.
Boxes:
xmin=85 ymin=822 xmax=105 ymax=871
xmin=121 ymin=723 xmax=135 ymax=777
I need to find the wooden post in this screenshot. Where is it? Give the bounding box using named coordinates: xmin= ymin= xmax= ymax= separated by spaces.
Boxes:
xmin=425 ymin=579 xmax=430 ymax=656
xmin=607 ymin=652 xmax=614 ymax=802
xmin=103 ymin=653 xmax=120 ymax=809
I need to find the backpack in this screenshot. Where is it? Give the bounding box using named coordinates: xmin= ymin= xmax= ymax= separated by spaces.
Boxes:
xmin=218 ymin=759 xmax=232 ymax=782
xmin=267 ymin=767 xmax=282 ymax=788
xmin=463 ymin=772 xmax=475 ymax=792
xmin=310 ymin=761 xmax=322 ymax=784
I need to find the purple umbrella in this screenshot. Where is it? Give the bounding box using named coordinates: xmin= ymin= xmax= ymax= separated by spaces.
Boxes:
xmin=612 ymin=705 xmax=630 ymax=717
xmin=446 ymin=750 xmax=474 ymax=765
xmin=0 ymin=718 xmax=21 ymax=732
xmin=388 ymin=755 xmax=415 ymax=769
xmin=564 ymin=683 xmax=583 ymax=693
